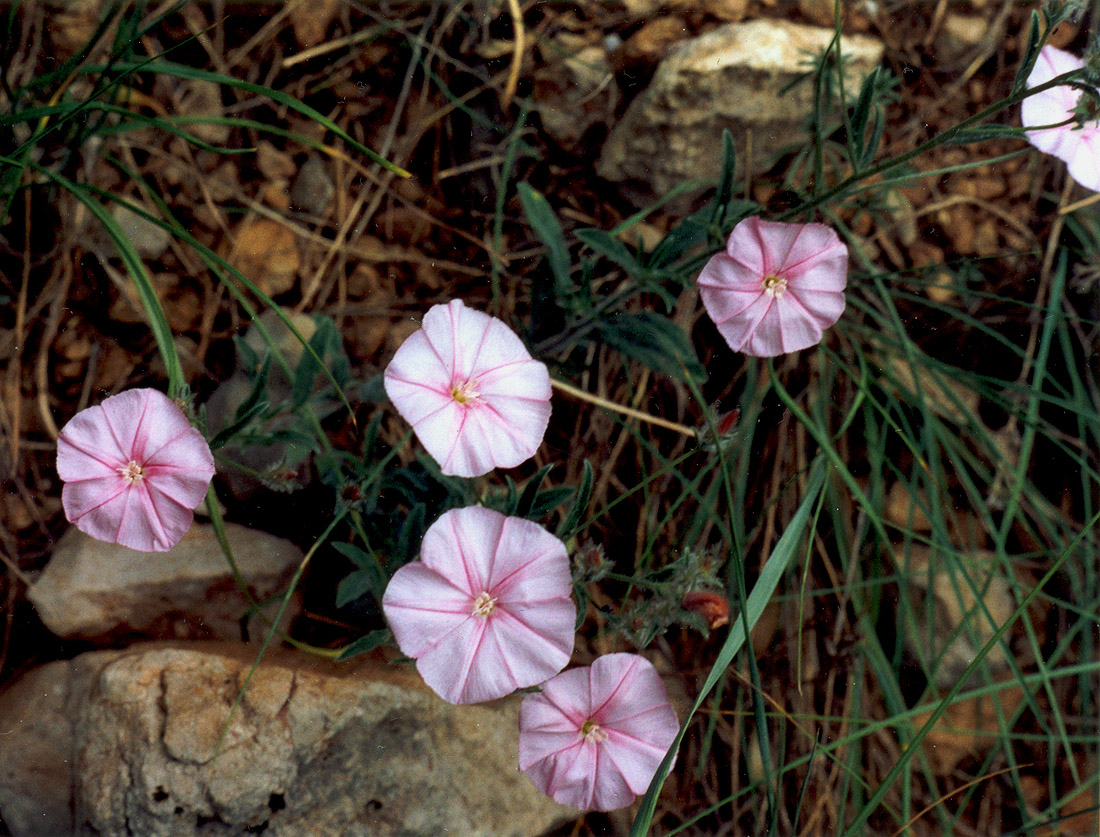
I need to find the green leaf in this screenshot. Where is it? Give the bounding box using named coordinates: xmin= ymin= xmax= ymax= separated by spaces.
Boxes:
xmin=335 ymin=629 xmax=392 ymax=662
xmin=576 ymin=228 xmax=642 ymax=274
xmin=516 ymin=464 xmax=555 ymax=518
xmin=335 ymin=572 xmax=373 ymax=608
xmin=208 ymin=396 xmax=270 ymax=451
xmin=849 ymin=67 xmax=880 ymax=166
xmin=518 ymin=182 xmax=572 ymax=297
xmin=333 ymin=542 xmax=388 ymax=605
xmin=29 ymin=168 xmax=185 ymax=395
xmin=1013 ymin=10 xmax=1043 ymax=94
xmin=630 ymin=456 xmax=829 ymax=836
xmin=528 ymin=486 xmax=576 ymax=519
xmin=711 ymin=129 xmax=738 ymax=223
xmin=392 ymin=503 xmax=427 ymax=570
xmin=860 ymin=110 xmax=886 ymax=168
xmin=558 ymin=459 xmax=594 ymax=540
xmin=595 ymin=311 xmax=706 ymax=383
xmin=945 ymin=125 xmax=1027 ymax=144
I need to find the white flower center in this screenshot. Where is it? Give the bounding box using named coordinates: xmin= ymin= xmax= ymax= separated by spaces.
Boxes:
xmin=762 ymin=274 xmax=787 ymax=298
xmin=451 ymin=377 xmax=481 ymax=405
xmin=118 ymin=460 xmax=144 ymax=484
xmin=471 ymin=591 xmax=497 ymax=617
xmin=580 ymin=719 xmax=608 ymax=743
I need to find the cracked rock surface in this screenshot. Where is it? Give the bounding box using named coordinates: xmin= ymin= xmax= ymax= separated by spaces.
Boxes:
xmin=597 ymin=18 xmax=885 ymax=203
xmin=0 ymin=643 xmax=575 ymax=837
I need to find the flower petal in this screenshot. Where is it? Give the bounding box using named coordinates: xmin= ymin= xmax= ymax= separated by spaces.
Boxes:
xmin=57 ymin=408 xmax=129 ymax=482
xmin=1021 ymin=45 xmax=1100 ymax=193
xmin=384 ymin=507 xmax=575 ymax=704
xmin=518 ymin=653 xmax=680 ymax=811
xmin=713 ymin=293 xmax=778 ymax=355
xmin=56 ymin=389 xmax=214 ymax=552
xmin=384 ymin=300 xmax=552 ymax=477
xmin=420 ymin=506 xmax=503 ymax=594
xmin=383 ymin=562 xmax=473 ymax=657
xmin=413 ymin=615 xmax=489 ymax=704
xmin=489 ymin=514 xmax=571 ymax=596
xmin=699 ymin=217 xmax=848 ymax=357
xmin=1065 ymin=126 xmax=1100 ymax=193
xmin=61 ymin=478 xmax=129 ymax=532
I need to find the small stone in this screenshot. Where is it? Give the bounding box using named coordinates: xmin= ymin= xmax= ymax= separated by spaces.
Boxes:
xmin=27 ymin=522 xmax=304 ymax=642
xmin=623 ymin=16 xmax=689 ymax=61
xmin=256 ymin=141 xmax=297 ymax=180
xmin=239 ymin=308 xmax=318 ymax=379
xmin=111 ymin=203 xmax=171 ymax=258
xmin=290 ymin=154 xmax=335 ymax=216
xmin=940 ymin=14 xmax=987 ymax=58
xmin=289 ymin=0 xmax=340 ymax=48
xmin=704 ymin=0 xmax=748 ymax=21
xmin=533 ymin=35 xmax=619 ymax=150
xmin=797 ymin=0 xmax=834 ymax=26
xmin=884 ymin=482 xmax=932 ymax=531
xmin=895 ymin=546 xmax=1015 ymax=687
xmin=230 ymin=217 xmax=301 ymax=297
xmin=176 ymin=79 xmax=230 ymax=144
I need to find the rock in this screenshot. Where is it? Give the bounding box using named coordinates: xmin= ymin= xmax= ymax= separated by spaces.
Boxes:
xmin=111 ymin=204 xmax=171 ymax=258
xmin=619 ymin=0 xmax=746 ymax=18
xmin=176 ymin=79 xmax=230 ymax=144
xmin=597 ymin=19 xmax=885 ymax=203
xmin=0 ymin=644 xmax=576 ymax=837
xmin=27 ymin=523 xmax=303 ymax=642
xmin=533 ymin=34 xmax=619 ymax=151
xmin=229 ymin=217 xmax=301 ymax=298
xmin=289 ymin=154 xmax=335 ymax=216
xmin=0 ymin=651 xmax=124 ymax=837
xmin=289 ymin=0 xmax=340 ymax=48
xmin=703 ymin=0 xmax=748 ymax=22
xmin=940 ymin=14 xmax=987 ymax=59
xmin=45 ymin=0 xmax=104 ymax=55
xmin=894 ymin=546 xmax=1015 ymax=687
xmin=796 ymin=0 xmax=835 ymax=27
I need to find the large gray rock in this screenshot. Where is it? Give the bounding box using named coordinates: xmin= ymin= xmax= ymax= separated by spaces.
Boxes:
xmin=597 ymin=18 xmax=885 ymax=201
xmin=28 ymin=523 xmax=302 ymax=642
xmin=0 ymin=644 xmax=575 ymax=837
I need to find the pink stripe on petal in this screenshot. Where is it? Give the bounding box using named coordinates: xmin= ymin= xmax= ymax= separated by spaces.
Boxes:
xmin=56 ymin=413 xmax=128 ymax=479
xmin=1067 ymin=129 xmax=1100 ymax=192
xmin=697 ymin=253 xmax=763 ymax=293
xmin=774 ymin=225 xmax=845 ymax=278
xmin=601 ymin=734 xmax=670 ymax=795
xmin=102 ymin=389 xmax=153 ymax=459
xmin=110 ymin=486 xmax=159 ymax=552
xmin=700 ymin=283 xmax=765 ymax=325
xmin=714 ymin=294 xmax=776 ymax=354
xmin=415 ymin=616 xmax=494 ymax=704
xmin=62 ymin=478 xmax=128 ymax=526
xmin=56 ymin=437 xmax=122 ymax=482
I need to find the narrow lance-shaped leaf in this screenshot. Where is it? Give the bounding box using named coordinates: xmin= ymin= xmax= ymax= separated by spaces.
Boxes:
xmin=629 ymin=457 xmax=828 ymax=836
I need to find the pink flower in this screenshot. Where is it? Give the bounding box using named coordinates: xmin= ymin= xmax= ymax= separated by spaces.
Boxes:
xmin=697 ymin=216 xmax=848 ymax=357
xmin=383 ymin=299 xmax=552 ymax=477
xmin=56 ymin=389 xmax=215 ymax=552
xmin=518 ymin=653 xmax=680 ymax=811
xmin=1022 ymin=45 xmax=1100 ymax=192
xmin=382 ymin=506 xmax=575 ymax=704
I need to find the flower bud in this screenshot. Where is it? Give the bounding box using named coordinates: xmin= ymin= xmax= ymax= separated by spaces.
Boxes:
xmin=682 ymin=590 xmax=730 ymax=630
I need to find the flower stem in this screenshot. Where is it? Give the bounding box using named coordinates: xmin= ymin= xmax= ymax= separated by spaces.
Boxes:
xmin=551 ymin=378 xmax=698 ymax=439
